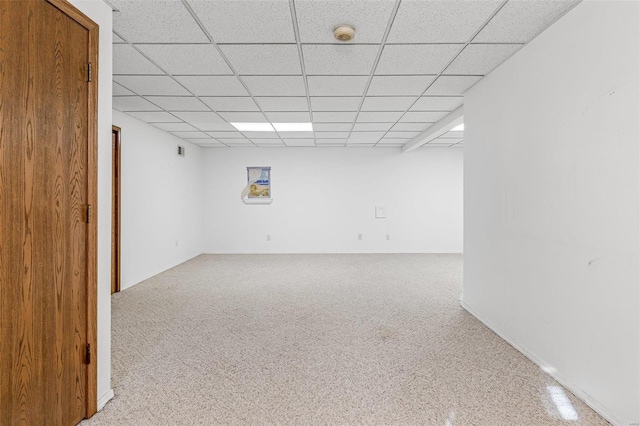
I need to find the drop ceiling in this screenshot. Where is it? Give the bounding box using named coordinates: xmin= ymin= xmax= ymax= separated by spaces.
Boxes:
xmin=109 ymin=0 xmax=580 ymax=149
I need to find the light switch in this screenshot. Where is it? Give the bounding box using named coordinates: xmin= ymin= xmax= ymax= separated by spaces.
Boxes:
xmin=375 ymin=205 xmax=387 ymax=218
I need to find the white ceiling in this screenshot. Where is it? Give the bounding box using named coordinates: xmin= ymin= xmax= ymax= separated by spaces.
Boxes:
xmin=109 ymin=0 xmax=580 ymax=149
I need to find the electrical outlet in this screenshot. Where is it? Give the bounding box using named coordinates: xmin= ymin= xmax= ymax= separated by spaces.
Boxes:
xmin=386 ymin=234 xmax=391 ymax=240
xmin=358 ymin=233 xmax=362 ymax=240
xmin=267 ymin=235 xmax=271 ymax=241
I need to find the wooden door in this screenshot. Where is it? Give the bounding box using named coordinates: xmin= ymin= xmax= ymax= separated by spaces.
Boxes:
xmin=111 ymin=126 xmax=121 ymax=294
xmin=0 ymin=0 xmax=98 ymax=423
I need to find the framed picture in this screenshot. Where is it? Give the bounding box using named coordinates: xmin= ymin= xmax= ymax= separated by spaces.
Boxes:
xmin=247 ymin=166 xmax=271 ymax=198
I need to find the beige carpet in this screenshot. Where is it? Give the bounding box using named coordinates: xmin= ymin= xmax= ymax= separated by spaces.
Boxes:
xmin=83 ymin=254 xmax=607 ymax=425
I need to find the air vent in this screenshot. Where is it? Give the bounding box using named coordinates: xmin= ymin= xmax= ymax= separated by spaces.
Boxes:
xmin=178 ymin=145 xmax=185 ymax=157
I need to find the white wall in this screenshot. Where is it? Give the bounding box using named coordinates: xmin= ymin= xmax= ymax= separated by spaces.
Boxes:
xmin=67 ymin=0 xmax=113 ymax=410
xmin=113 ymin=110 xmax=205 ymax=290
xmin=463 ymin=1 xmax=639 ymax=425
xmin=202 ymin=147 xmax=463 ymax=254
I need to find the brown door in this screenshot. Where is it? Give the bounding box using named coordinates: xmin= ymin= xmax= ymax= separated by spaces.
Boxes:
xmin=0 ymin=0 xmax=98 ymax=423
xmin=111 ymin=126 xmax=121 ymax=294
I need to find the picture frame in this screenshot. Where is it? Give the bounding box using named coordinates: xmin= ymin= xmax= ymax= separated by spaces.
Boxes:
xmin=246 ymin=166 xmax=271 ymax=199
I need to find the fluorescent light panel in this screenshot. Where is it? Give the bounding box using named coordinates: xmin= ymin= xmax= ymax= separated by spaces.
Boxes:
xmin=231 ymin=122 xmax=313 ymax=132
xmin=451 ymin=123 xmax=464 ymax=131
xmin=230 ymin=122 xmax=274 ymax=132
xmin=273 ymin=122 xmax=313 ymax=132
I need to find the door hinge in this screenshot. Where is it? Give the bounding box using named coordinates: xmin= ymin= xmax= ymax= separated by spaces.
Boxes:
xmin=86 ymin=204 xmax=91 ymax=224
xmin=87 ymin=63 xmax=92 ymax=82
xmin=85 ymin=344 xmax=91 ymax=364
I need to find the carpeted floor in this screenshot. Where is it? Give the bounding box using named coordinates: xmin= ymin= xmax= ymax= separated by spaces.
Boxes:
xmin=83 ymin=254 xmax=608 ymax=425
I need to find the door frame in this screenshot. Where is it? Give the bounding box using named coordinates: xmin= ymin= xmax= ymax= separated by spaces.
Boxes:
xmin=45 ymin=0 xmax=99 ymax=417
xmin=112 ymin=126 xmax=121 ymax=294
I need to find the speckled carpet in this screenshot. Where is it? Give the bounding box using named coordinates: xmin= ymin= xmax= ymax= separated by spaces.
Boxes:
xmin=83 ymin=254 xmax=607 ymax=425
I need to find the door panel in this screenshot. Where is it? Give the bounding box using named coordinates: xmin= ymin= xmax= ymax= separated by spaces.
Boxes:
xmin=0 ymin=1 xmax=89 ymax=424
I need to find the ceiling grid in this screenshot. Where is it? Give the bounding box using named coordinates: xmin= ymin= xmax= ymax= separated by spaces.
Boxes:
xmin=109 ymin=0 xmax=582 ymax=149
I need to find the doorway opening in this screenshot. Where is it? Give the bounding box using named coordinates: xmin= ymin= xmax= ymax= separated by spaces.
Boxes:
xmin=112 ymin=126 xmax=121 ymax=294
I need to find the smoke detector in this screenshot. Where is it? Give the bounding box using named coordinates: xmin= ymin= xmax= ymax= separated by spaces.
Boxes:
xmin=334 ymin=25 xmax=355 ymax=42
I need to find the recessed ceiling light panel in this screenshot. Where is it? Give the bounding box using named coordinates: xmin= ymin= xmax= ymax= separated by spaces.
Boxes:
xmin=451 ymin=123 xmax=464 ymax=131
xmin=272 ymin=122 xmax=313 ymax=132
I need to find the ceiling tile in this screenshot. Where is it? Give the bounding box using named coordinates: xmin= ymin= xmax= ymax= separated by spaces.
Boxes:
xmin=347 ymin=141 xmax=377 ymax=146
xmin=348 ymin=132 xmax=385 ymax=143
xmin=126 ymin=111 xmax=181 ymax=122
xmin=113 ymin=82 xmax=135 ymax=96
xmin=444 ymin=44 xmax=523 ymax=75
xmin=356 ymin=111 xmax=403 ymax=122
xmin=188 ymin=0 xmax=294 ymax=43
xmin=352 ymin=122 xmax=394 ymax=131
xmin=375 ymin=144 xmax=404 ymax=148
xmin=145 ymin=96 xmax=210 ymax=111
xmin=264 ymin=112 xmax=312 ymax=122
xmin=424 ymin=76 xmax=482 ymax=95
xmin=312 ymin=123 xmax=353 ymax=132
xmin=312 ymin=111 xmax=357 ymax=122
xmin=219 ymin=139 xmax=254 ymax=145
xmin=217 ymin=111 xmax=268 ymax=122
xmin=361 ymin=96 xmax=417 ymax=111
xmin=283 ymin=139 xmax=316 ymax=147
xmin=241 ymin=76 xmax=306 ymax=96
xmin=110 ymin=0 xmax=208 ymax=43
xmin=387 ymin=0 xmax=503 ymax=43
xmin=399 ymin=111 xmax=449 ymax=123
xmin=295 ymin=0 xmax=395 ymax=43
xmin=201 ymin=97 xmax=260 ymax=112
xmin=172 ymin=112 xmax=231 ymax=130
xmin=152 ymin=122 xmax=198 ymax=132
xmin=277 ymin=131 xmax=315 ymax=138
xmin=378 ymin=138 xmax=411 ymax=144
xmin=307 ymin=75 xmax=369 ymax=96
xmin=367 ymin=75 xmax=435 ymax=96
xmin=410 ymin=96 xmax=463 ymax=111
xmin=174 ymin=76 xmax=249 ymax=96
xmin=136 ymin=44 xmax=232 ymax=75
xmin=314 ymin=131 xmax=350 ymax=139
xmin=220 ymin=45 xmax=301 ymax=75
xmin=114 ymin=75 xmax=190 ymax=96
xmin=113 ymin=32 xmax=125 ymax=43
xmin=386 ymin=131 xmax=421 ymax=138
xmin=316 ymin=139 xmax=346 ymax=145
xmin=186 ymin=138 xmax=224 ymax=146
xmin=310 ymin=97 xmax=362 ymax=111
xmin=205 ymin=131 xmax=246 ymax=139
xmin=390 ymin=122 xmax=432 ymax=132
xmin=376 ymin=44 xmax=462 ymax=75
xmin=170 ymin=131 xmax=211 ymax=139
xmin=250 ymin=139 xmax=286 ymax=145
xmin=113 ymin=96 xmax=162 ymax=111
xmin=474 ymin=0 xmax=580 ymax=43
xmin=255 ymin=97 xmax=309 ymax=112
xmin=303 ymin=45 xmax=379 ymax=75
xmin=113 ymin=44 xmax=163 ymax=75
xmin=242 ymin=132 xmax=280 ymax=139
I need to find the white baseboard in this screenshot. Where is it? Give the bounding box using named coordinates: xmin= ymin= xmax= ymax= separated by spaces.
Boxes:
xmin=121 ymin=252 xmax=202 ymax=291
xmin=97 ymin=389 xmax=114 ymax=411
xmin=460 ymin=301 xmax=630 ymax=426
